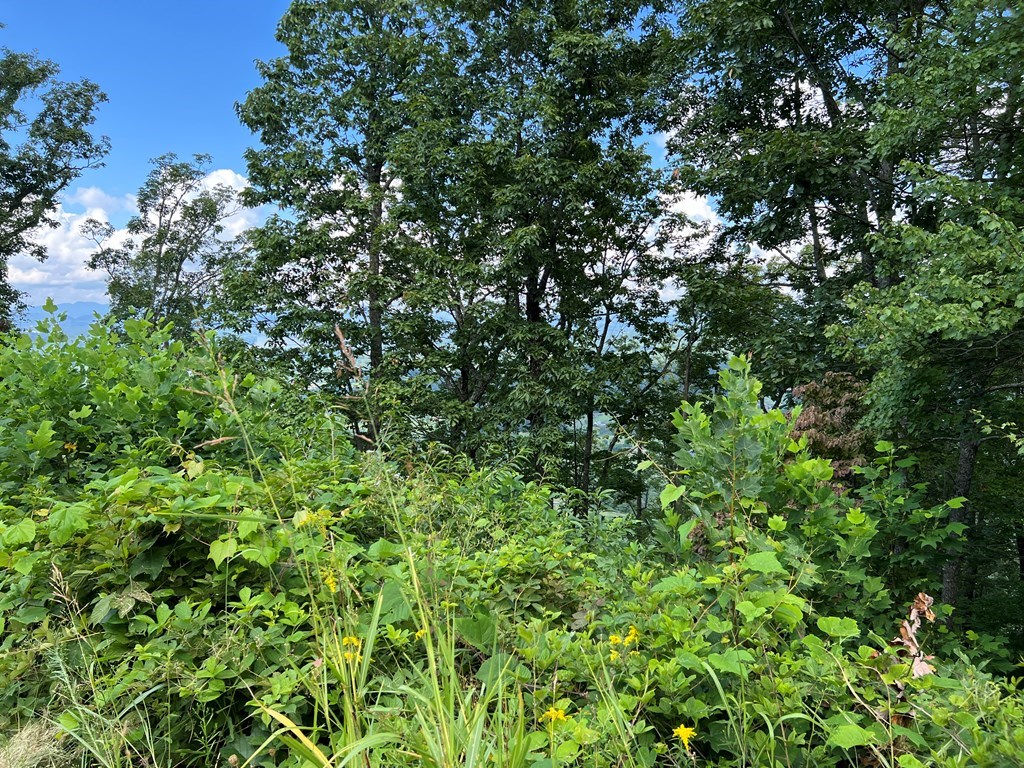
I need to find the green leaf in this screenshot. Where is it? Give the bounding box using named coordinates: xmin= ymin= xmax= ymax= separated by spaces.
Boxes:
xmin=708 ymin=650 xmax=743 ymax=675
xmin=457 ymin=613 xmax=497 ymax=651
xmin=2 ymin=517 xmax=36 ymax=547
xmin=69 ymin=404 xmax=93 ymax=420
xmin=209 ymin=537 xmax=238 ymax=567
xmin=27 ymin=420 xmax=60 ymax=458
xmin=49 ymin=502 xmax=90 ymax=545
xmin=742 ymin=551 xmax=785 ymax=574
xmin=817 ymin=616 xmax=860 ymax=640
xmin=660 ymin=483 xmax=686 ymax=508
xmin=90 ymin=595 xmax=113 ymax=627
xmin=378 ymin=581 xmax=411 ymax=624
xmin=476 ymin=652 xmax=527 ymax=687
xmin=736 ymin=600 xmax=765 ymax=621
xmin=237 ymin=518 xmax=260 ymax=540
xmin=828 ymin=722 xmax=876 ymax=750
xmin=555 ymin=741 xmax=580 ymax=760
xmin=366 ymin=539 xmax=405 ymax=561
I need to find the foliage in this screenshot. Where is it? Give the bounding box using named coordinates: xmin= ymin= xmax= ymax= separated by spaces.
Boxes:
xmin=83 ymin=153 xmax=244 ymax=338
xmin=236 ymin=0 xmax=677 ymax=494
xmin=4 ymin=1 xmax=1024 ymax=765
xmin=1 ymin=322 xmax=1019 ymax=767
xmin=661 ymin=0 xmax=1024 ymax=640
xmin=0 ymin=32 xmax=109 ymax=327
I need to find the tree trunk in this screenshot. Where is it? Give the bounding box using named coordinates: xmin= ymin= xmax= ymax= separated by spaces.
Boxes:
xmin=366 ymin=159 xmax=385 ymax=377
xmin=581 ymin=406 xmax=594 ymax=500
xmin=941 ymin=436 xmax=980 ymax=606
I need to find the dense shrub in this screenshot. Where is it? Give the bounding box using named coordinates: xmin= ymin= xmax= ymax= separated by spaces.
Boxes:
xmin=0 ymin=323 xmax=1021 ymax=767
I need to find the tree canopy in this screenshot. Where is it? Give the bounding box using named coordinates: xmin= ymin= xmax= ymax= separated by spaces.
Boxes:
xmin=0 ymin=33 xmax=108 ymax=328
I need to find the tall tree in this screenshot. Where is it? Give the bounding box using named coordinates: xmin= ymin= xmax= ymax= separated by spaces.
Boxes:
xmin=0 ymin=29 xmax=108 ymax=328
xmin=660 ymin=0 xmax=930 ymax=392
xmin=389 ymin=0 xmax=674 ymax=487
xmin=659 ymin=0 xmax=1024 ymax=634
xmin=84 ymin=153 xmax=242 ymax=337
xmin=237 ymin=0 xmax=429 ymax=429
xmin=837 ymin=0 xmax=1024 ymax=616
xmin=239 ymin=0 xmax=677 ymax=495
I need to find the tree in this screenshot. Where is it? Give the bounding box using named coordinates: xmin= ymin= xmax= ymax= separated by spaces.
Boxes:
xmin=388 ymin=0 xmax=674 ymax=487
xmin=84 ymin=153 xmax=243 ymax=337
xmin=239 ymin=0 xmax=678 ymax=496
xmin=0 ymin=30 xmax=109 ymax=329
xmin=237 ymin=0 xmax=429 ymax=418
xmin=659 ymin=0 xmax=932 ymax=392
xmin=833 ymin=0 xmax=1024 ymax=625
xmin=661 ymin=0 xmax=1024 ymax=637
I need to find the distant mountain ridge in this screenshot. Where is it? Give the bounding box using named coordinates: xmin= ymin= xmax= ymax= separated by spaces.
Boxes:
xmin=19 ymin=301 xmax=110 ymax=338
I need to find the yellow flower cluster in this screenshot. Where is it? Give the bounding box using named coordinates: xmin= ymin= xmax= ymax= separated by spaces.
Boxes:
xmin=673 ymin=724 xmax=696 ymax=751
xmin=295 ymin=506 xmax=344 ymax=534
xmin=341 ymin=636 xmax=362 ymax=663
xmin=540 ymin=707 xmax=567 ymax=723
xmin=415 ymin=628 xmax=428 ymax=640
xmin=609 ymin=625 xmax=640 ymax=647
xmin=609 ymin=625 xmax=641 ymax=660
xmin=320 ymin=569 xmax=339 ymax=593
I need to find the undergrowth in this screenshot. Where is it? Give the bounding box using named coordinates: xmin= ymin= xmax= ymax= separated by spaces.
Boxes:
xmin=0 ymin=316 xmax=1022 ymax=767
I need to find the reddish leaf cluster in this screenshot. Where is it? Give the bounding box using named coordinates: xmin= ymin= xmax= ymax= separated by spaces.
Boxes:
xmin=792 ymin=372 xmax=870 ymax=480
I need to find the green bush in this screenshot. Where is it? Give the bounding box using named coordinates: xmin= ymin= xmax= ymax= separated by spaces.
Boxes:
xmin=1 ymin=321 xmax=1021 ymax=768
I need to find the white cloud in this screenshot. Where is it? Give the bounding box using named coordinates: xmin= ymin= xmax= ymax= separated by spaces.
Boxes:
xmin=669 ymin=191 xmax=718 ymax=224
xmin=67 ymin=186 xmax=136 ymax=217
xmin=203 ymin=168 xmax=248 ymax=193
xmin=9 ymin=169 xmax=263 ymax=307
xmin=196 ymin=168 xmax=261 ymax=239
xmin=9 ymin=203 xmax=112 ymax=304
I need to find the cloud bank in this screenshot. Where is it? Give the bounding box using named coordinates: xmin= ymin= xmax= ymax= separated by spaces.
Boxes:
xmin=8 ymin=169 xmax=258 ymax=307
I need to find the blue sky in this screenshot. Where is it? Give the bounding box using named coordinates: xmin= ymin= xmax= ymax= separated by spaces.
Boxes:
xmin=2 ymin=1 xmax=289 ymax=305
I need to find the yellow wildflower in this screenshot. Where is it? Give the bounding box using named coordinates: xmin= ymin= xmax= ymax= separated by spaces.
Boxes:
xmin=341 ymin=636 xmax=361 ymax=648
xmin=540 ymin=707 xmax=567 ymax=723
xmin=322 ymin=570 xmax=338 ymax=593
xmin=673 ymin=724 xmax=696 ymax=751
xmin=415 ymin=628 xmax=428 ymax=640
xmin=609 ymin=634 xmax=623 ymax=645
xmin=625 ymin=625 xmax=640 ymax=646
xmin=63 ymin=442 xmax=77 ymax=452
xmin=342 ymin=650 xmax=362 ymax=663
xmin=610 ymin=649 xmax=620 ymax=661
